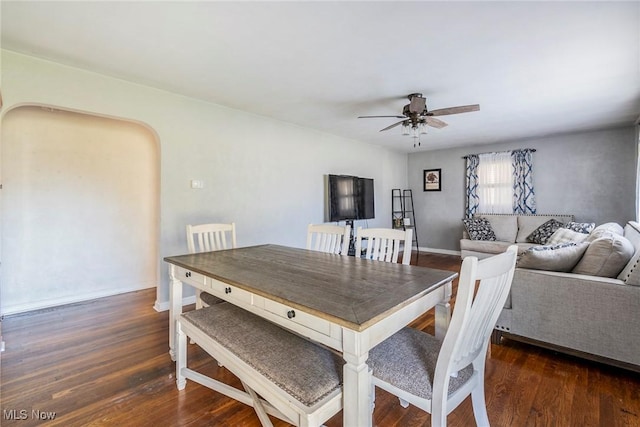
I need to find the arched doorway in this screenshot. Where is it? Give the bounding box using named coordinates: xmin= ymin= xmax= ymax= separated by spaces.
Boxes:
xmin=1 ymin=105 xmax=160 ymax=314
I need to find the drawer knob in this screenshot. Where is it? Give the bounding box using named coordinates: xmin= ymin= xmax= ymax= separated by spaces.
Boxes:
xmin=186 ymin=271 xmax=191 ymax=278
xmin=225 ymin=287 xmax=232 ymax=294
xmin=287 ymin=310 xmax=296 ymax=319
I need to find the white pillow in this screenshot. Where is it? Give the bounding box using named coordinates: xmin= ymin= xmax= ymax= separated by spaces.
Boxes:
xmin=572 ymin=234 xmax=634 ymax=277
xmin=547 ymin=228 xmax=589 ymax=245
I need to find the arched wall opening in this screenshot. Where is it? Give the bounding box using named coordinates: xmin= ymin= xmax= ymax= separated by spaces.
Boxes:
xmin=1 ymin=105 xmax=160 ymax=314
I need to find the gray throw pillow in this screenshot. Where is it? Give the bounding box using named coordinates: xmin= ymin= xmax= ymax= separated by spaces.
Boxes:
xmin=572 ymin=234 xmax=634 ymax=278
xmin=526 ymin=219 xmax=565 ymax=245
xmin=517 ymin=242 xmax=589 ymax=272
xmin=462 ymin=217 xmax=497 ymax=241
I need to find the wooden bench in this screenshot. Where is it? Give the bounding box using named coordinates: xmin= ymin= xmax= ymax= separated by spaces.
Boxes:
xmin=176 ymin=302 xmax=345 ymax=427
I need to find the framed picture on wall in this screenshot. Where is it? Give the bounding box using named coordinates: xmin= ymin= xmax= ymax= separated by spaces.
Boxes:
xmin=423 ymin=169 xmax=441 ymax=191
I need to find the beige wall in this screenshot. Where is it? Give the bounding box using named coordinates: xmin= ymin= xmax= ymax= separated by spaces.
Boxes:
xmin=0 ymin=50 xmax=409 ymax=313
xmin=1 ymin=106 xmax=159 ymax=313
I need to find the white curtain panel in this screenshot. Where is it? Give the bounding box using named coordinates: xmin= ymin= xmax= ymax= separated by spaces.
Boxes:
xmin=478 ymin=151 xmax=513 ymax=214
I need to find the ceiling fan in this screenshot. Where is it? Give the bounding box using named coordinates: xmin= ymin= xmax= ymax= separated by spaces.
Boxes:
xmin=358 ymin=93 xmax=480 ymax=137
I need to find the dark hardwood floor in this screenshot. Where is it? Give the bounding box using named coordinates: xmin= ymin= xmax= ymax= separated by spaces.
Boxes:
xmin=2 ymin=252 xmax=639 ymax=426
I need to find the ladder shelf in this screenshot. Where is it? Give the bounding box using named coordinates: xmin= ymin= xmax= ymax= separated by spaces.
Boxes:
xmin=391 ymin=189 xmax=419 ymax=257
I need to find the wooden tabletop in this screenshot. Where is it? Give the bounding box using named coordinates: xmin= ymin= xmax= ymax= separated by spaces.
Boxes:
xmin=165 ymin=244 xmax=457 ymax=331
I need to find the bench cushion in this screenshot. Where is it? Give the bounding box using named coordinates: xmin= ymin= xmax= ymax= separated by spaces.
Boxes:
xmin=200 ymin=291 xmax=225 ymax=306
xmin=181 ymin=304 xmax=344 ymax=407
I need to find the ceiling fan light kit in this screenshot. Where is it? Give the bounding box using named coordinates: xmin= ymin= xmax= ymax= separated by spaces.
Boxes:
xmin=358 ymin=93 xmax=480 ymax=147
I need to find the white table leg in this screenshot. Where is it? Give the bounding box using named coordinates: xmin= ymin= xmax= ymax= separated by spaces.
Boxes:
xmin=342 ymin=329 xmax=372 ymax=427
xmin=169 ymin=264 xmax=183 ymax=361
xmin=435 ymin=282 xmax=452 ymax=340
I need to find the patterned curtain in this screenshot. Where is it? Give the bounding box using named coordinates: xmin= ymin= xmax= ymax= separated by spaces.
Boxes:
xmin=465 ymin=154 xmax=480 ymax=218
xmin=511 ymin=149 xmax=536 ymax=214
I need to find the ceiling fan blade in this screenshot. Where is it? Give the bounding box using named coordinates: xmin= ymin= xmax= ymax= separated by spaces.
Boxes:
xmin=379 ymin=120 xmax=407 ymax=132
xmin=427 ymin=104 xmax=480 ymax=116
xmin=358 ymin=115 xmax=406 ymax=119
xmin=425 ymin=117 xmax=448 ymax=129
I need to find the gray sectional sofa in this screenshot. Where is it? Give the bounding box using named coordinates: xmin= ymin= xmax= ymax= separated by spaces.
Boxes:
xmin=460 ymin=214 xmax=574 ymax=259
xmin=461 ymin=214 xmax=640 ymax=371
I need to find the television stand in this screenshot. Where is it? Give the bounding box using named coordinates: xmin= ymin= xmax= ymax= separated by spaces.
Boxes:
xmin=346 ymin=219 xmax=356 ymax=256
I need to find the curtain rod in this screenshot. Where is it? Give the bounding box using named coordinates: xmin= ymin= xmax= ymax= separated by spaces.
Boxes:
xmin=462 ymin=148 xmax=536 ymax=159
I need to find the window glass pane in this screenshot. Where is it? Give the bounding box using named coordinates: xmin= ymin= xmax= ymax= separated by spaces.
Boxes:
xmin=478 ymin=152 xmax=513 ymax=214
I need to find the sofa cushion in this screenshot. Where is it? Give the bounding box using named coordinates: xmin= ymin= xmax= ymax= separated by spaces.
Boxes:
xmin=547 ymin=228 xmax=589 ymax=245
xmin=516 ymin=215 xmax=573 ymax=243
xmin=564 ymin=222 xmax=595 ymax=234
xmin=460 ymin=239 xmax=512 ymax=255
xmin=462 ymin=217 xmax=496 ymax=241
xmin=572 ymin=234 xmax=634 ymax=278
xmin=476 ymin=214 xmax=518 ymax=242
xmin=516 ymin=242 xmax=589 ymax=272
xmin=589 ymin=222 xmax=624 ymax=239
xmin=527 ymin=219 xmax=565 ymax=245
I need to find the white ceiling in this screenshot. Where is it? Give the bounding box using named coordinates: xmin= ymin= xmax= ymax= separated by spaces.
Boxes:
xmin=2 ymin=1 xmax=639 ymax=152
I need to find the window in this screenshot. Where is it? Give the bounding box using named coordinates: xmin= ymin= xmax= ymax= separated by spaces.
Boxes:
xmin=477 ymin=152 xmax=513 ymax=214
xmin=465 ymin=149 xmax=536 ymax=218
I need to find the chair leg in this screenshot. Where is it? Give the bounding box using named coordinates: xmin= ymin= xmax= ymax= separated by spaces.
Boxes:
xmin=471 ymin=383 xmax=490 ymax=427
xmin=176 ymin=323 xmax=187 ymax=391
xmin=370 ymin=369 xmax=376 ymax=413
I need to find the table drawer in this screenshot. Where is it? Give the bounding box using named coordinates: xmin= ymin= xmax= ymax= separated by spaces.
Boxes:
xmin=209 ymin=280 xmax=253 ymax=305
xmin=263 ymin=299 xmax=332 ymax=336
xmin=174 ymin=266 xmax=206 ymax=286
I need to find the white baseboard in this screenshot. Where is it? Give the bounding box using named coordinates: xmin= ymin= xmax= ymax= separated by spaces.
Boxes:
xmin=154 ymin=295 xmax=197 ymax=312
xmin=417 ymin=247 xmax=461 ymax=256
xmin=1 ymin=283 xmax=156 ymax=316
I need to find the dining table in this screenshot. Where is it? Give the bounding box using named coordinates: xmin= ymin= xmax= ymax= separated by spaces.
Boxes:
xmin=164 ymin=244 xmax=457 ymax=427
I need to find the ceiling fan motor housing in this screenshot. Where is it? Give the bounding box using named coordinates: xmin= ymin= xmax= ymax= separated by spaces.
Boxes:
xmin=408 ymin=93 xmax=427 ymax=114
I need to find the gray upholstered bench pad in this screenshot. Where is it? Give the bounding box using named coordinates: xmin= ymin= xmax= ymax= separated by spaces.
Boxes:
xmin=200 ymin=291 xmax=225 ymax=306
xmin=182 ymin=303 xmax=344 ymax=407
xmin=369 ymin=327 xmax=474 ymax=400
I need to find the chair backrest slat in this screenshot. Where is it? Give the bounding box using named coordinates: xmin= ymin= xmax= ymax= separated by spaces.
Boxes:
xmin=355 ymin=227 xmax=413 ymax=265
xmin=186 ymin=223 xmax=237 ymax=254
xmin=437 ymin=246 xmax=517 ymax=376
xmin=306 ymin=224 xmax=351 ymax=255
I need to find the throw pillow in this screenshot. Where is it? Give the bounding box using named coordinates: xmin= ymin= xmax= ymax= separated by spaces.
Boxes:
xmin=564 ymin=221 xmax=595 ymax=234
xmin=590 ymin=222 xmax=624 ymax=237
xmin=516 ymin=242 xmax=589 ymax=272
xmin=547 ymin=228 xmax=589 ymax=245
xmin=462 ymin=218 xmax=497 ymax=241
xmin=526 ymin=219 xmax=565 ymax=245
xmin=572 ymin=234 xmax=634 ymax=278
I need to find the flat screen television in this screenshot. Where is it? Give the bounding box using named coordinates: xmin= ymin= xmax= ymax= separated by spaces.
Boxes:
xmin=327 ymin=174 xmax=375 ymax=222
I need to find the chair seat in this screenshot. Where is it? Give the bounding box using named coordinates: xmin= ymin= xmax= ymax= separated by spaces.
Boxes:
xmin=200 ymin=291 xmax=225 ymax=306
xmin=182 ymin=303 xmax=344 ymax=407
xmin=369 ymin=327 xmax=474 ymax=400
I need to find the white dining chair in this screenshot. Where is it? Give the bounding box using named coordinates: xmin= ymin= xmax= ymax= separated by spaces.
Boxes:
xmin=368 ymin=245 xmax=518 ymax=426
xmin=306 ymin=223 xmax=351 ymax=255
xmin=186 ymin=222 xmax=237 ymax=308
xmin=355 ymin=227 xmax=413 ymax=265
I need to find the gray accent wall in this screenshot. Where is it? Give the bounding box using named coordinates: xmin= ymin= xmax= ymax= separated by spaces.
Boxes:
xmin=408 ymin=127 xmax=638 ymax=252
